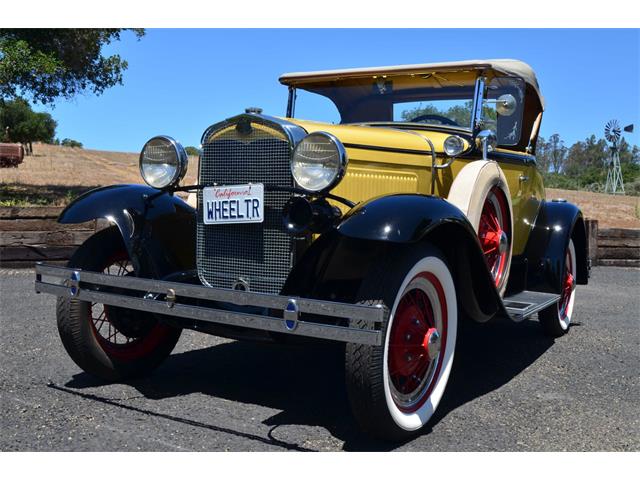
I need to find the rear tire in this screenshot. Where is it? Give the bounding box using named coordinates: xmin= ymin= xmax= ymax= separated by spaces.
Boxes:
xmin=345 ymin=244 xmax=457 ymax=441
xmin=56 ymin=227 xmax=181 ymax=381
xmin=539 ymin=239 xmax=577 ymax=337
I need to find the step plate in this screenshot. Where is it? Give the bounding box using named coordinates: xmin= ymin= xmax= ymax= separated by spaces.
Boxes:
xmin=503 ymin=290 xmax=561 ymax=321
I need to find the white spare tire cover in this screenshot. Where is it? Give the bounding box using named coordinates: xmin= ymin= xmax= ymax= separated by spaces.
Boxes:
xmin=446 ymin=160 xmax=513 ymax=296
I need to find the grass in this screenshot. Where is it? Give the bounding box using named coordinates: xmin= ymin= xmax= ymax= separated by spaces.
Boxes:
xmin=0 ymin=183 xmax=97 ymax=207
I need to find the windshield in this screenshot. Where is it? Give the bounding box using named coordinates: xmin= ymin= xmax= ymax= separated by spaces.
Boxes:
xmin=290 ymin=73 xmax=526 ymax=146
xmin=290 ymin=72 xmax=477 ymax=128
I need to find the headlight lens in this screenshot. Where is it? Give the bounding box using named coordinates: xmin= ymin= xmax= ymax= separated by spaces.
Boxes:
xmin=139 ymin=136 xmax=188 ymax=189
xmin=443 ymin=135 xmax=465 ymax=157
xmin=291 ymin=132 xmax=347 ymax=193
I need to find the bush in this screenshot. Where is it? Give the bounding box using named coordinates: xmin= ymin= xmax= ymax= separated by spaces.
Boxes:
xmin=60 ymin=138 xmax=83 ymax=148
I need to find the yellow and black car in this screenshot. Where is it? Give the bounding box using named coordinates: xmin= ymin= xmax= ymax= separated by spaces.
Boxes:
xmin=36 ymin=59 xmax=589 ymax=441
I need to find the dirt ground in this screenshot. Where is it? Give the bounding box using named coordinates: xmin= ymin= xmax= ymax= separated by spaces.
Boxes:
xmin=1 ymin=143 xmax=638 ymax=228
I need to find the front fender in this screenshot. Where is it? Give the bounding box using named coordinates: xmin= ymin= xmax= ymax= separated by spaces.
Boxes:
xmin=336 ymin=194 xmax=476 ymax=243
xmin=524 ymin=200 xmax=588 ymax=294
xmin=284 ymin=194 xmax=504 ymax=322
xmin=59 ymin=184 xmax=196 ymax=277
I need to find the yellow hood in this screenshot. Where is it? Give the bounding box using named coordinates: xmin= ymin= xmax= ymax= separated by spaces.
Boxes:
xmin=284 ymin=118 xmax=470 ymax=167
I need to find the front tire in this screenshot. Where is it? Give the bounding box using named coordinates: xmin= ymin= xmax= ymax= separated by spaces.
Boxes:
xmin=56 ymin=227 xmax=182 ymax=381
xmin=345 ymin=244 xmax=457 ymax=441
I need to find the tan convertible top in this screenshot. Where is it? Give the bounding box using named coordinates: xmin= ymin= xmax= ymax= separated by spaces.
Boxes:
xmin=280 ymin=59 xmax=543 ymax=109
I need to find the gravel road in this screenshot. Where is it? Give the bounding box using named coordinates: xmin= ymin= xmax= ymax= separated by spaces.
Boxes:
xmin=1 ymin=267 xmax=638 ymax=451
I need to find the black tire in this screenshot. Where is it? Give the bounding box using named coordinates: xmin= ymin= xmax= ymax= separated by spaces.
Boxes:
xmin=539 ymin=239 xmax=577 ymax=338
xmin=56 ymin=227 xmax=181 ymax=381
xmin=345 ymin=243 xmax=458 ymax=442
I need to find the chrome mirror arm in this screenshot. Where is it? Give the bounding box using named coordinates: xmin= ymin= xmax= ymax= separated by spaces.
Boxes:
xmin=476 ymin=130 xmax=497 ymax=160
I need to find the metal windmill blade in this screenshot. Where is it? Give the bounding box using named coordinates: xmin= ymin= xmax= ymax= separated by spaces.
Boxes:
xmin=605 ymin=119 xmax=621 ymax=144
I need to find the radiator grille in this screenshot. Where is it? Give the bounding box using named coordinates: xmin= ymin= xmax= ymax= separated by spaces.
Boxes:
xmin=197 ymin=120 xmax=294 ymax=294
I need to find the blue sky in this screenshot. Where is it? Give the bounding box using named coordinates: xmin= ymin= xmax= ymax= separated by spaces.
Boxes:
xmin=44 ymin=29 xmax=639 ymax=152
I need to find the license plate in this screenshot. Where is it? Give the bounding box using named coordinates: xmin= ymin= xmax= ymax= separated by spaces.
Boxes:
xmin=202 ymin=184 xmax=264 ymax=225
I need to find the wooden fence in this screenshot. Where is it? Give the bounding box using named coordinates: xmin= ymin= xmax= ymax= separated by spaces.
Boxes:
xmin=586 ymin=219 xmax=640 ymax=268
xmin=0 ymin=207 xmax=101 ymax=268
xmin=0 ymin=208 xmax=638 ymax=269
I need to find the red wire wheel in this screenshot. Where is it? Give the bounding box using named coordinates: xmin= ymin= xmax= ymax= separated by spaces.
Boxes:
xmin=88 ymin=250 xmax=175 ymax=362
xmin=478 ymin=186 xmax=511 ymax=290
xmin=387 ymin=272 xmax=448 ymax=413
xmin=558 ymin=242 xmax=575 ymax=322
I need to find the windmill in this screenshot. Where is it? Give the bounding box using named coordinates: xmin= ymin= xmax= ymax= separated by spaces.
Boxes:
xmin=604 ymin=120 xmax=634 ymax=194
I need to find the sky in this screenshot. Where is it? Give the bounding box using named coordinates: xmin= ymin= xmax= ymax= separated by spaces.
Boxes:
xmin=43 ymin=29 xmax=640 ymax=152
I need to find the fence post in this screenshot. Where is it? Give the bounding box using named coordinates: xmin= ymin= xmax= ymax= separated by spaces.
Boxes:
xmin=585 ymin=219 xmax=599 ymax=266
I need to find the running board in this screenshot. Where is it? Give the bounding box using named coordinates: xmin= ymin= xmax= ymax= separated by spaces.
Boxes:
xmin=502 ymin=290 xmax=560 ymax=321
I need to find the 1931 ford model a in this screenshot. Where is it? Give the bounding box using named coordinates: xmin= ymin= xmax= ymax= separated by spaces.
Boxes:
xmin=35 ymin=59 xmax=589 ymax=441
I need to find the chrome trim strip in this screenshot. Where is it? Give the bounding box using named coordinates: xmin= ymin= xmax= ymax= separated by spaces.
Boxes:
xmin=34 ymin=264 xmax=384 ymax=346
xmin=342 ymin=143 xmax=433 ymax=156
xmin=200 ymin=113 xmax=307 ymax=149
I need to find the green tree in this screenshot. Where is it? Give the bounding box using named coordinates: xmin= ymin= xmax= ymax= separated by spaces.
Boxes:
xmin=61 ymin=138 xmax=83 ymax=148
xmin=0 ymin=98 xmax=57 ymax=154
xmin=400 ymin=100 xmax=490 ymax=128
xmin=185 ymin=146 xmax=201 ymax=157
xmin=0 ymin=29 xmax=144 ymax=105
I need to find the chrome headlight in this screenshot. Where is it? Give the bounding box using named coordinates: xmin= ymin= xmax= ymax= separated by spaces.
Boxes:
xmin=139 ymin=136 xmax=188 ymax=189
xmin=291 ymin=132 xmax=348 ymax=193
xmin=443 ymin=135 xmax=465 ymax=157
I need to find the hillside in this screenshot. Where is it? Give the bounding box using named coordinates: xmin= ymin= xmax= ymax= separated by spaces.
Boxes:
xmin=1 ymin=143 xmax=638 ymax=228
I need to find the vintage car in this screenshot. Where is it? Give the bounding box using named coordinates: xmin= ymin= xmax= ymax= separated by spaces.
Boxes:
xmin=35 ymin=59 xmax=589 ymax=441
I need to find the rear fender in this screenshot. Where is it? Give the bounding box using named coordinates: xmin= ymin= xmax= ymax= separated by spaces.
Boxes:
xmin=59 ymin=184 xmax=196 ymax=278
xmin=523 ymin=200 xmax=588 ymax=294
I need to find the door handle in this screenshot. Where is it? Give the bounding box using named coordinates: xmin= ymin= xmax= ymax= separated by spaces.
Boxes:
xmin=519 ymin=175 xmax=529 ymax=182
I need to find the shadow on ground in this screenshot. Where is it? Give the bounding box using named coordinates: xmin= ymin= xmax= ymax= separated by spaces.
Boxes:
xmin=63 ymin=316 xmax=555 ymax=451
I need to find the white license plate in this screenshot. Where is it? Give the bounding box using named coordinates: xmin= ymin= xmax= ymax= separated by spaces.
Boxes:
xmin=202 ymin=184 xmax=264 ymax=224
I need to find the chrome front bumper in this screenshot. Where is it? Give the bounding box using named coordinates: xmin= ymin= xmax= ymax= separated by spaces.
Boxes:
xmin=35 ymin=263 xmax=385 ymax=346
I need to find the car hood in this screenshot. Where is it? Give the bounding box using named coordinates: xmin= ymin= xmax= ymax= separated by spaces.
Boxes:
xmin=285 ymin=118 xmax=472 ymax=164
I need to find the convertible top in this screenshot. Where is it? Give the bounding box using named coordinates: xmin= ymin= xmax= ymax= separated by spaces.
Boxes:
xmin=280 ymin=59 xmax=544 ymax=109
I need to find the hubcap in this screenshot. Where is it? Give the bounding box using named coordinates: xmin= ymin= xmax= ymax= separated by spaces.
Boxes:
xmin=424 ymin=328 xmax=441 ymax=361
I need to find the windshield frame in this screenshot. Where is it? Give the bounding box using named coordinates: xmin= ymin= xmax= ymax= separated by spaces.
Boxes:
xmin=286 ymin=76 xmax=487 ymax=133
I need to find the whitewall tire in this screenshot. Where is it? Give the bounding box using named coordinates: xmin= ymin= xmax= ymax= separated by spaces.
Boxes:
xmin=539 ymin=239 xmax=577 ymax=337
xmin=345 ymin=244 xmax=457 ymax=441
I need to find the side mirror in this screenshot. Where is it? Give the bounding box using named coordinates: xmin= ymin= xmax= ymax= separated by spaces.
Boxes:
xmin=484 ymin=93 xmax=517 ymax=117
xmin=476 ymin=130 xmax=497 ymax=159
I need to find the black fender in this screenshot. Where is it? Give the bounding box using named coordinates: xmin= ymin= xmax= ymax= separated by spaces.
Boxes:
xmin=522 ymin=200 xmax=589 ymax=294
xmin=59 ymin=184 xmax=196 ymax=278
xmin=283 ymin=194 xmax=504 ymax=322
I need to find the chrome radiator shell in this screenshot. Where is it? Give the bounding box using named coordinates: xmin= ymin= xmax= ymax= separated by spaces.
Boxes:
xmin=197 ymin=114 xmax=305 ymax=294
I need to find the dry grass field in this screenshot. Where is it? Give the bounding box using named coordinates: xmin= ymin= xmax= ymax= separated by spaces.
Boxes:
xmin=1 ymin=143 xmax=638 ymax=228
xmin=0 ymin=143 xmax=199 ymax=206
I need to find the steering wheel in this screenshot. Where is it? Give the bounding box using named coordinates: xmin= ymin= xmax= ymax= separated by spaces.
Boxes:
xmin=408 ymin=114 xmax=459 ymax=126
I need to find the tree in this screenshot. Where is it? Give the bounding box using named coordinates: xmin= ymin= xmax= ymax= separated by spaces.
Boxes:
xmin=546 ymin=133 xmax=568 ymax=173
xmin=185 ymin=146 xmax=201 ymax=157
xmin=61 ymin=138 xmax=83 ymax=148
xmin=400 ymin=100 xmax=491 ymax=128
xmin=0 ymin=29 xmax=144 ymax=105
xmin=0 ymin=98 xmax=57 ymax=154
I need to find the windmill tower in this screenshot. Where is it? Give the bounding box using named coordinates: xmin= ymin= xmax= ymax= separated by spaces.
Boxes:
xmin=604 ymin=120 xmax=625 ymax=194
